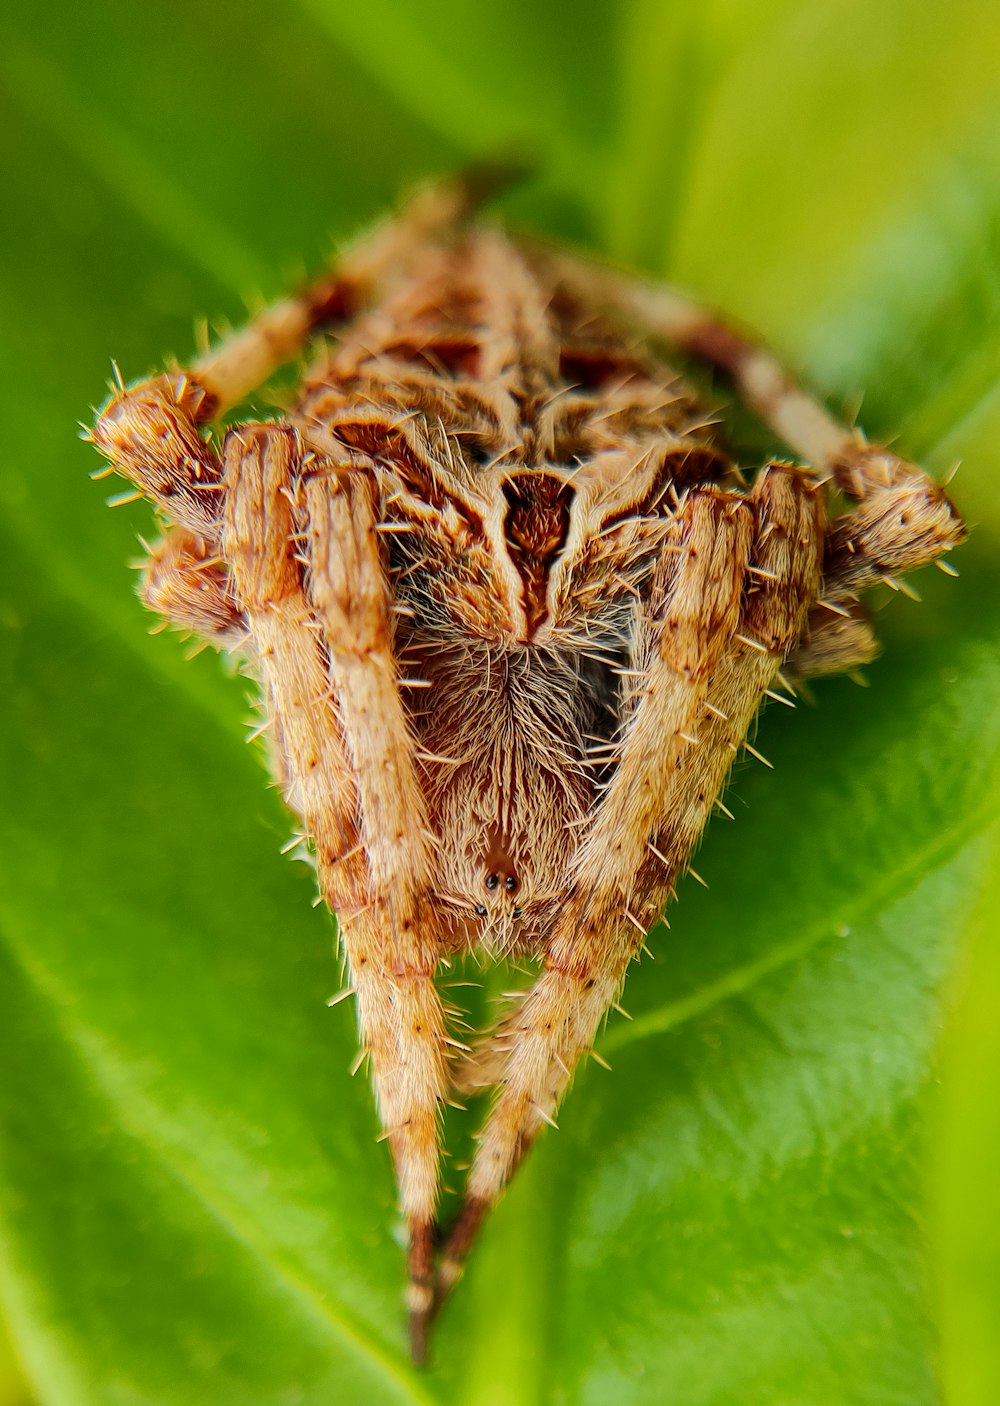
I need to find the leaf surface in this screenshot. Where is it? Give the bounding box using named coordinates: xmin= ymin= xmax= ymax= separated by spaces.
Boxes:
xmin=1 ymin=2 xmax=998 ymax=1402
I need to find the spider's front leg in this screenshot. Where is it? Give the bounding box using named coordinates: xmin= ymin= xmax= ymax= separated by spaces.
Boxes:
xmin=440 ymin=464 xmax=825 ymax=1300
xmin=222 ymin=424 xmax=450 ymax=1363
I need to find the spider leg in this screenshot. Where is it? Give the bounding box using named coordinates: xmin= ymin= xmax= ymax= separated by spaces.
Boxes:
xmin=818 ymin=469 xmax=965 ymax=603
xmin=220 ymin=422 xmax=450 ymax=1361
xmin=784 ymin=600 xmax=877 ymax=681
xmin=90 ymin=175 xmax=526 ymax=1364
xmin=533 ymin=249 xmax=965 ymax=577
xmin=299 ymin=441 xmax=454 ymax=1362
xmin=88 ymin=275 xmax=342 ymax=536
xmin=788 ymin=442 xmax=968 ymax=677
xmin=438 ymin=464 xmax=824 ymax=1305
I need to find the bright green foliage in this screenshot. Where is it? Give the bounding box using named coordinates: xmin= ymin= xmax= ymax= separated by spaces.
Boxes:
xmin=0 ymin=2 xmax=998 ymax=1403
xmin=932 ymin=833 xmax=1000 ymax=1406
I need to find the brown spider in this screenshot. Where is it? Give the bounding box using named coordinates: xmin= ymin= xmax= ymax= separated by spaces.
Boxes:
xmin=90 ymin=172 xmax=965 ymax=1362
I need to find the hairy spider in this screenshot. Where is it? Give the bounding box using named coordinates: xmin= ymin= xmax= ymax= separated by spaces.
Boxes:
xmin=90 ymin=172 xmax=965 ymax=1362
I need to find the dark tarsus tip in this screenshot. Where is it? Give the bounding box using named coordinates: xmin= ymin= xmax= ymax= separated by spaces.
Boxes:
xmin=409 ymin=1310 xmax=429 ymax=1367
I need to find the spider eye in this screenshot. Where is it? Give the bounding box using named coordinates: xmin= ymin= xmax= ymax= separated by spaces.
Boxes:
xmin=485 ymin=873 xmax=499 ymax=891
xmin=504 ymin=875 xmax=518 ymax=893
xmin=474 ymin=903 xmax=488 ymax=918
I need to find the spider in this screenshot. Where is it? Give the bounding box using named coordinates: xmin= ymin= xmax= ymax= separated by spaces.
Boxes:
xmin=90 ymin=171 xmax=965 ymax=1362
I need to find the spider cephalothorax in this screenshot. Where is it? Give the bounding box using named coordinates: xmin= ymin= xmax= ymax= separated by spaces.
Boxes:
xmin=91 ymin=173 xmax=964 ymax=1360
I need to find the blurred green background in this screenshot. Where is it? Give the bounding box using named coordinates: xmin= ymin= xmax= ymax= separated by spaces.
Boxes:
xmin=1 ymin=1 xmax=999 ymax=1403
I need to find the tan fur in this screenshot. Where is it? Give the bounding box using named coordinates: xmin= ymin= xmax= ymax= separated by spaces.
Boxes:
xmin=90 ymin=173 xmax=965 ymax=1361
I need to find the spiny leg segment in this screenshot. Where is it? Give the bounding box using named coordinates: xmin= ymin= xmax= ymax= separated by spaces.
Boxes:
xmin=91 ymin=165 xmax=517 ymax=506
xmin=300 ymin=442 xmax=456 ymax=1362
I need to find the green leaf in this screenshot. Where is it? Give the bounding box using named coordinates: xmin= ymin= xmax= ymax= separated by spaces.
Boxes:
xmin=1 ymin=2 xmax=999 ymax=1403
xmin=930 ymin=825 xmax=1000 ymax=1406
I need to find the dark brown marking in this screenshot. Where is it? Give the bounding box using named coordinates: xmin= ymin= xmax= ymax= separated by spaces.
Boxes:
xmin=182 ymin=374 xmax=221 ymax=426
xmin=483 ymin=825 xmax=520 ymax=889
xmin=559 ymin=344 xmax=649 ymax=389
xmin=660 ymin=444 xmax=729 ymax=490
xmin=679 ymin=318 xmax=755 ymax=379
xmin=596 ymin=442 xmax=729 ymax=536
xmin=440 ymin=1196 xmax=488 ymax=1267
xmin=384 ymin=332 xmax=483 ymax=378
xmin=408 ymin=1218 xmax=435 ymax=1365
xmin=502 ymin=471 xmax=574 ymax=634
xmin=303 ymin=275 xmax=358 ymax=331
xmin=332 ymin=416 xmax=450 ymax=505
